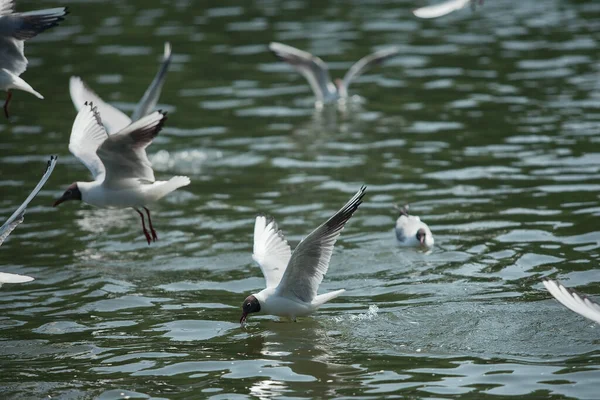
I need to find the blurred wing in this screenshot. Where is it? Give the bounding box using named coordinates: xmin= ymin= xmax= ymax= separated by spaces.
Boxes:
xmin=252 ymin=215 xmax=292 ymax=288
xmin=131 ymin=42 xmax=172 ymax=122
xmin=413 ymin=0 xmax=471 ymax=18
xmin=341 ymin=47 xmax=400 ymax=90
xmin=269 ymin=42 xmax=333 ymax=101
xmin=277 ymin=186 xmax=366 ymax=302
xmin=69 ymin=76 xmax=132 ymax=134
xmin=0 ymin=7 xmax=67 ymax=40
xmin=99 ymin=111 xmax=167 ymax=186
xmin=0 ymin=155 xmax=57 ymax=246
xmin=543 ymin=280 xmax=600 ymax=324
xmin=0 ymin=1 xmax=15 ymax=16
xmin=69 ymin=102 xmax=109 ymax=180
xmin=0 ymin=272 xmax=34 ymax=284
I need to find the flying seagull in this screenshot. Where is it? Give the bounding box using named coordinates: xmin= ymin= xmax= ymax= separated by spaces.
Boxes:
xmin=0 ymin=2 xmax=68 ymax=118
xmin=69 ymin=42 xmax=172 ymax=134
xmin=54 ymin=102 xmax=190 ymax=245
xmin=269 ymin=42 xmax=400 ymax=106
xmin=0 ymin=155 xmax=57 ymax=285
xmin=240 ymin=186 xmax=366 ymax=325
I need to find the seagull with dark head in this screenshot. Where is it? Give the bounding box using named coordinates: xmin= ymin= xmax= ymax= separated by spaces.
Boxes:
xmin=394 ymin=204 xmax=434 ymax=248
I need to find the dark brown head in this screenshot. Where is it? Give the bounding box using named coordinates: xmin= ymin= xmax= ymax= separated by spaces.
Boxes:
xmin=240 ymin=295 xmax=261 ymax=325
xmin=416 ymin=228 xmax=426 ymax=245
xmin=54 ymin=183 xmax=82 ymax=207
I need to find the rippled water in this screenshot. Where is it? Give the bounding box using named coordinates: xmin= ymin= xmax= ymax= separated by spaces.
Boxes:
xmin=1 ymin=0 xmax=600 ymax=398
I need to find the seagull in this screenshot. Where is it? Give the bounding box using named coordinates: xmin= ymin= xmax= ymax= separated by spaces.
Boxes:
xmin=542 ymin=279 xmax=600 ymax=325
xmin=0 ymin=155 xmax=57 ymax=286
xmin=413 ymin=0 xmax=482 ymax=19
xmin=269 ymin=42 xmax=400 ymax=106
xmin=394 ymin=204 xmax=434 ymax=248
xmin=0 ymin=3 xmax=68 ymax=118
xmin=240 ymin=186 xmax=366 ymax=325
xmin=53 ymin=102 xmax=190 ymax=245
xmin=69 ymin=42 xmax=172 ymax=134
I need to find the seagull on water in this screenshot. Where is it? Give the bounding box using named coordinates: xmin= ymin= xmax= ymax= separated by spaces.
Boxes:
xmin=269 ymin=42 xmax=400 ymax=106
xmin=0 ymin=2 xmax=68 ymax=118
xmin=413 ymin=0 xmax=482 ymax=19
xmin=240 ymin=186 xmax=366 ymax=325
xmin=0 ymin=155 xmax=57 ymax=286
xmin=54 ymin=102 xmax=190 ymax=245
xmin=394 ymin=204 xmax=434 ymax=248
xmin=69 ymin=42 xmax=172 ymax=134
xmin=542 ymin=279 xmax=600 ymax=325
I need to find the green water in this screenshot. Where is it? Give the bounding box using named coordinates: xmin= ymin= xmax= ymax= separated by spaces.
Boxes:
xmin=1 ymin=0 xmax=599 ymax=398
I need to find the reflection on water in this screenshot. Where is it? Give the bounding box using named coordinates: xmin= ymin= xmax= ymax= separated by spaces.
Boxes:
xmin=0 ymin=0 xmax=599 ymax=398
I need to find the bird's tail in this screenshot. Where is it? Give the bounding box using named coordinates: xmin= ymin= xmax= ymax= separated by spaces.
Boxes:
xmin=311 ymin=289 xmax=345 ymax=308
xmin=149 ymin=176 xmax=190 ymax=200
xmin=1 ymin=69 xmax=43 ymax=99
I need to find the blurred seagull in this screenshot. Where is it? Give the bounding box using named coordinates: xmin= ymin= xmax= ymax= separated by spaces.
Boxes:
xmin=542 ymin=279 xmax=600 ymax=325
xmin=0 ymin=155 xmax=57 ymax=285
xmin=269 ymin=42 xmax=400 ymax=106
xmin=0 ymin=3 xmax=68 ymax=118
xmin=413 ymin=0 xmax=482 ymax=19
xmin=240 ymin=186 xmax=366 ymax=325
xmin=394 ymin=204 xmax=434 ymax=248
xmin=54 ymin=102 xmax=190 ymax=245
xmin=69 ymin=42 xmax=172 ymax=134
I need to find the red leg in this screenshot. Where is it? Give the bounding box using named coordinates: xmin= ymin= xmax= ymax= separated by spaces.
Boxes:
xmin=143 ymin=207 xmax=158 ymax=242
xmin=4 ymin=90 xmax=12 ymax=119
xmin=135 ymin=208 xmax=152 ymax=245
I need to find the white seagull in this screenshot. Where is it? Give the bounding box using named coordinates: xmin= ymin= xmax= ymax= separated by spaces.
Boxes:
xmin=543 ymin=279 xmax=600 ymax=325
xmin=240 ymin=186 xmax=366 ymax=325
xmin=0 ymin=155 xmax=57 ymax=286
xmin=394 ymin=204 xmax=434 ymax=248
xmin=69 ymin=42 xmax=172 ymax=134
xmin=0 ymin=2 xmax=68 ymax=118
xmin=413 ymin=0 xmax=481 ymax=19
xmin=53 ymin=102 xmax=190 ymax=245
xmin=269 ymin=42 xmax=400 ymax=106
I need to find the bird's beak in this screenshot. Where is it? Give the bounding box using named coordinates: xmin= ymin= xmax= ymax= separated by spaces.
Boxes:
xmin=240 ymin=313 xmax=248 ymax=326
xmin=419 ymin=235 xmax=425 ymax=245
xmin=53 ymin=195 xmax=67 ymax=207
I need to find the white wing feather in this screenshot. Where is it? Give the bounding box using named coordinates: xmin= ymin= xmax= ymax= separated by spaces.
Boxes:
xmin=413 ymin=0 xmax=472 ymax=19
xmin=252 ymin=215 xmax=292 ymax=288
xmin=69 ymin=76 xmax=132 ymax=134
xmin=131 ymin=42 xmax=172 ymax=122
xmin=341 ymin=47 xmax=400 ymax=91
xmin=543 ymin=280 xmax=600 ymax=324
xmin=98 ymin=111 xmax=167 ymax=186
xmin=276 ymin=186 xmax=366 ymax=303
xmin=0 ymin=155 xmax=57 ymax=246
xmin=269 ymin=42 xmax=334 ymax=101
xmin=0 ymin=272 xmax=34 ymax=284
xmin=68 ymin=102 xmax=109 ymax=180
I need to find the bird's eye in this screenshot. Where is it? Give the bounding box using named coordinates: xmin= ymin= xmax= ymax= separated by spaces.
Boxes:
xmin=246 ymin=303 xmax=250 ymax=307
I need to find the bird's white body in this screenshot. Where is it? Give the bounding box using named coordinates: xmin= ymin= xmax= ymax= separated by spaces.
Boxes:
xmin=241 ymin=187 xmax=366 ymax=323
xmin=269 ymin=42 xmax=399 ymax=106
xmin=0 ymin=272 xmax=34 ymax=284
xmin=395 ymin=213 xmax=434 ymax=248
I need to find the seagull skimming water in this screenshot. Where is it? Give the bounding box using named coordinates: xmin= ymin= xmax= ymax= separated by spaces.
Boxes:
xmin=269 ymin=42 xmax=399 ymax=106
xmin=54 ymin=102 xmax=190 ymax=245
xmin=394 ymin=204 xmax=434 ymax=248
xmin=240 ymin=186 xmax=366 ymax=325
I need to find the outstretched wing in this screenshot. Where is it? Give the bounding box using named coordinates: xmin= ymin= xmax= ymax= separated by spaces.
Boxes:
xmin=341 ymin=47 xmax=400 ymax=91
xmin=276 ymin=186 xmax=366 ymax=303
xmin=131 ymin=42 xmax=172 ymax=122
xmin=98 ymin=111 xmax=167 ymax=186
xmin=252 ymin=215 xmax=292 ymax=288
xmin=69 ymin=76 xmax=132 ymax=134
xmin=0 ymin=155 xmax=57 ymax=246
xmin=413 ymin=0 xmax=471 ymax=19
xmin=0 ymin=272 xmax=34 ymax=284
xmin=269 ymin=42 xmax=334 ymax=101
xmin=69 ymin=102 xmax=109 ymax=180
xmin=543 ymin=279 xmax=600 ymax=324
